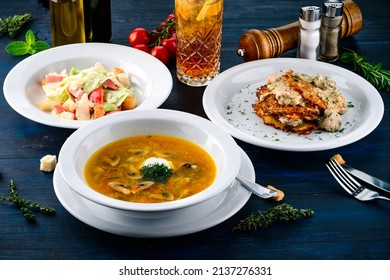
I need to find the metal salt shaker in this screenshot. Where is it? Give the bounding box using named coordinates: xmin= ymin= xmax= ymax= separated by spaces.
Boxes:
xmin=297 ymin=6 xmax=321 ymax=60
xmin=319 ymin=1 xmax=344 ymax=62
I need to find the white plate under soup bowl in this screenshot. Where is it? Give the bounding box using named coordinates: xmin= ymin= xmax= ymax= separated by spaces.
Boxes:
xmin=58 ymin=109 xmax=241 ymax=215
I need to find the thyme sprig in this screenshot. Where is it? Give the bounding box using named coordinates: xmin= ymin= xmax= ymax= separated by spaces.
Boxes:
xmin=0 ymin=180 xmax=55 ymax=222
xmin=0 ymin=13 xmax=32 ymax=38
xmin=233 ymin=203 xmax=314 ymax=232
xmin=340 ymin=48 xmax=390 ymax=92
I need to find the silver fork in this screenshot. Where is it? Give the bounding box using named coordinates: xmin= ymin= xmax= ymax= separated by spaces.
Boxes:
xmin=326 ymin=159 xmax=390 ymax=202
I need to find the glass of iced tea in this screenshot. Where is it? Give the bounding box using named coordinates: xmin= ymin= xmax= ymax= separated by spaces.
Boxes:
xmin=175 ymin=0 xmax=224 ymax=87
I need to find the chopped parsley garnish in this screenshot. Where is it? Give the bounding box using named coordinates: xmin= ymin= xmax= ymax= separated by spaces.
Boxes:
xmin=140 ymin=163 xmax=173 ymax=183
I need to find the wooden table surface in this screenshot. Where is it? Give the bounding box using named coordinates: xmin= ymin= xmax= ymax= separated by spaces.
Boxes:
xmin=0 ymin=0 xmax=389 ymax=260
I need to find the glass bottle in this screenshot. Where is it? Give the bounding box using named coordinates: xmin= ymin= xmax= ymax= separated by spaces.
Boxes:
xmin=49 ymin=0 xmax=86 ymax=47
xmin=297 ymin=6 xmax=321 ymax=60
xmin=319 ymin=1 xmax=344 ymax=62
xmin=83 ymin=0 xmax=112 ymax=42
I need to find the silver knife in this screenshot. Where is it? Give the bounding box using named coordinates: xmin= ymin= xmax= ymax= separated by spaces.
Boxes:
xmin=236 ymin=174 xmax=277 ymax=199
xmin=342 ymin=163 xmax=390 ymax=194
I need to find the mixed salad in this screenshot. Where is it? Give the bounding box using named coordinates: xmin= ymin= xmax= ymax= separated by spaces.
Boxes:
xmin=37 ymin=63 xmax=137 ymax=120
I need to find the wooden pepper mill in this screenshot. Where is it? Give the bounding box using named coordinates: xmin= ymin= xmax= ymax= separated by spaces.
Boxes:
xmin=237 ymin=0 xmax=362 ymax=61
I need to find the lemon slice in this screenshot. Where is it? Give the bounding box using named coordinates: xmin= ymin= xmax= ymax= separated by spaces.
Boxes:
xmin=196 ymin=0 xmax=223 ymax=21
xmin=176 ymin=0 xmax=191 ymax=21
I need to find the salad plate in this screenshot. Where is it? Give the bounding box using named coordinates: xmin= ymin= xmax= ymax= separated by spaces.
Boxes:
xmin=3 ymin=43 xmax=173 ymax=129
xmin=203 ymin=58 xmax=384 ymax=151
xmin=53 ymin=148 xmax=253 ymax=238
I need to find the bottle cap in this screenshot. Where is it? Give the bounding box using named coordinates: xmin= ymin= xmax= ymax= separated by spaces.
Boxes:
xmin=300 ymin=6 xmax=321 ymax=22
xmin=322 ymin=1 xmax=344 ymax=17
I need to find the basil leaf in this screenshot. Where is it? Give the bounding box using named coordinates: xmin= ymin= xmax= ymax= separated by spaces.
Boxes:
xmin=25 ymin=29 xmax=36 ymax=45
xmin=5 ymin=29 xmax=51 ymax=56
xmin=32 ymin=41 xmax=51 ymax=53
xmin=6 ymin=41 xmax=29 ymax=56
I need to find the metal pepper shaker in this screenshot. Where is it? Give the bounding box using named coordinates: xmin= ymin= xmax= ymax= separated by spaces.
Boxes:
xmin=297 ymin=6 xmax=321 ymax=60
xmin=319 ymin=1 xmax=344 ymax=62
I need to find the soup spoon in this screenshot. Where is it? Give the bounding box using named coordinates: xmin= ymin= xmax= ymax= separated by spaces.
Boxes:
xmin=236 ymin=174 xmax=278 ymax=199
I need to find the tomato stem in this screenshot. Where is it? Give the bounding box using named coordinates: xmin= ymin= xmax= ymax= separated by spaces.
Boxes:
xmin=148 ymin=16 xmax=176 ymax=48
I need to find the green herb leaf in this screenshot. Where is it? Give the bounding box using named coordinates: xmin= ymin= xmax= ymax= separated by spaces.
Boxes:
xmin=25 ymin=29 xmax=35 ymax=45
xmin=0 ymin=180 xmax=55 ymax=223
xmin=32 ymin=40 xmax=51 ymax=53
xmin=340 ymin=48 xmax=390 ymax=92
xmin=140 ymin=163 xmax=173 ymax=183
xmin=0 ymin=13 xmax=32 ymax=38
xmin=5 ymin=29 xmax=51 ymax=56
xmin=6 ymin=41 xmax=29 ymax=56
xmin=233 ymin=203 xmax=314 ymax=232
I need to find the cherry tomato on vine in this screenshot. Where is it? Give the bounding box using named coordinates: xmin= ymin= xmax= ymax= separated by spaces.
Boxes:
xmin=147 ymin=30 xmax=159 ymax=46
xmin=161 ymin=37 xmax=177 ymax=58
xmin=133 ymin=44 xmax=150 ymax=53
xmin=128 ymin=28 xmax=150 ymax=47
xmin=169 ymin=29 xmax=176 ymax=38
xmin=150 ymin=46 xmax=170 ymax=64
xmin=166 ymin=13 xmax=175 ymax=22
xmin=158 ymin=21 xmax=167 ymax=28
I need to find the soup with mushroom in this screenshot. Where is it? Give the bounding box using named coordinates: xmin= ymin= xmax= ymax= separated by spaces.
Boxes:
xmin=84 ymin=134 xmax=217 ymax=203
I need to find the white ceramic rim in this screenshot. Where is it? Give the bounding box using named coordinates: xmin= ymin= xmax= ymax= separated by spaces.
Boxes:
xmin=203 ymin=57 xmax=384 ymax=151
xmin=3 ymin=43 xmax=173 ymax=129
xmin=53 ymin=147 xmax=253 ymax=237
xmin=58 ymin=109 xmax=241 ymax=212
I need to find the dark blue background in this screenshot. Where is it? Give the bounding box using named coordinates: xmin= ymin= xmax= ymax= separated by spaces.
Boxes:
xmin=0 ymin=0 xmax=389 ymax=259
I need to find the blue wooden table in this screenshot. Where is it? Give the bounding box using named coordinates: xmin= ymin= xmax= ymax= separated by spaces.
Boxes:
xmin=0 ymin=0 xmax=389 ymax=260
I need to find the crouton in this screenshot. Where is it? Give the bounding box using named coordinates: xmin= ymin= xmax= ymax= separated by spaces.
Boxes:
xmin=92 ymin=103 xmax=105 ymax=119
xmin=122 ymin=95 xmax=137 ymax=110
xmin=40 ymin=155 xmax=57 ymax=172
xmin=37 ymin=99 xmax=59 ymax=111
